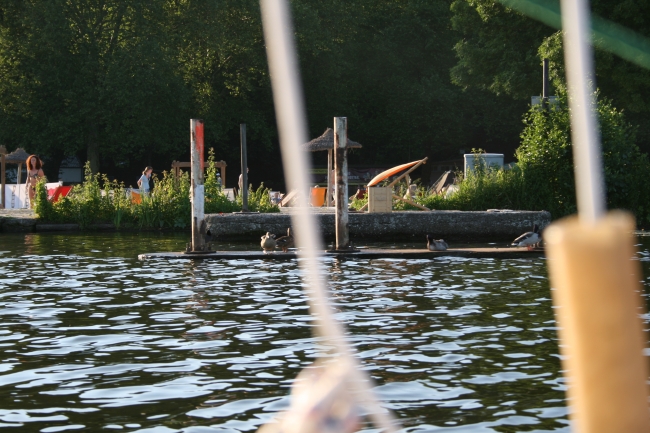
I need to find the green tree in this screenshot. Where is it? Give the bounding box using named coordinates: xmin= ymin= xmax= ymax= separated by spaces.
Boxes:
xmin=517 ymin=95 xmax=650 ymax=221
xmin=0 ymin=0 xmax=191 ymax=174
xmin=450 ymin=0 xmax=650 ymax=153
xmin=295 ymin=0 xmax=527 ymax=165
xmin=450 ymin=0 xmax=554 ymax=98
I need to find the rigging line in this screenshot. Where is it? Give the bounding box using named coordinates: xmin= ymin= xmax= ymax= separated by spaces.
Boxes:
xmin=560 ymin=0 xmax=605 ymax=223
xmin=259 ymin=0 xmax=398 ymax=430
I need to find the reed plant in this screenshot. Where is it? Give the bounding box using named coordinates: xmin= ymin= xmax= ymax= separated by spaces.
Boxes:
xmin=205 ymin=148 xmax=240 ymax=214
xmin=237 ymin=182 xmax=280 ymax=213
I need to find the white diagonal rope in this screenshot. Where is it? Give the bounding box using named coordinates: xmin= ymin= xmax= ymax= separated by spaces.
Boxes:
xmin=560 ymin=0 xmax=606 ymax=224
xmin=259 ymin=0 xmax=398 ymax=431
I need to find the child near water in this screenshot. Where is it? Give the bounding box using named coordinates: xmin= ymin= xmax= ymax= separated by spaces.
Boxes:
xmin=137 ymin=166 xmax=153 ymax=195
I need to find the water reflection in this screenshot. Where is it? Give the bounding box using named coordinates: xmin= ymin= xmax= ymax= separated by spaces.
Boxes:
xmin=0 ymin=232 xmax=647 ymax=432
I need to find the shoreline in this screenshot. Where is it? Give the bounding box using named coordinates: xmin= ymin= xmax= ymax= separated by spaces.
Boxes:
xmin=1 ymin=209 xmax=553 ymax=242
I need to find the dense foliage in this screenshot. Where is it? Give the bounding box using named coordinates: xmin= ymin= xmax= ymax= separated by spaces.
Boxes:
xmin=0 ymin=0 xmax=532 ymax=185
xmin=352 ymin=97 xmax=650 ymax=224
xmin=34 ymin=155 xmax=279 ymax=229
xmin=5 ymin=0 xmax=650 ymax=223
xmin=516 ymin=96 xmax=650 ymax=221
xmin=451 ymin=0 xmax=650 ymax=153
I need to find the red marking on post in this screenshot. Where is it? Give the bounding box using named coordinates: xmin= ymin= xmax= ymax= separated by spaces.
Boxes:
xmin=196 ymin=121 xmax=205 ymax=172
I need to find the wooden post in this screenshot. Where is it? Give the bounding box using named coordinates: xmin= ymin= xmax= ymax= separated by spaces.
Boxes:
xmin=326 ymin=149 xmax=332 ymax=207
xmin=190 ymin=119 xmax=205 ymax=252
xmin=241 ymin=124 xmax=248 ymax=212
xmin=545 ymin=213 xmax=650 ymax=433
xmin=0 ymin=146 xmax=5 ymax=209
xmin=334 ymin=117 xmax=349 ymax=250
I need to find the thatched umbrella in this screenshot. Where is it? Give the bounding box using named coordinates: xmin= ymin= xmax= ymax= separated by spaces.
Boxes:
xmin=302 ymin=128 xmax=362 ymax=206
xmin=5 ymin=148 xmax=31 ymax=185
xmin=302 ymin=127 xmax=362 ymax=151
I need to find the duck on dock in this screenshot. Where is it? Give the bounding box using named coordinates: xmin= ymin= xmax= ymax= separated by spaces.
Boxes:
xmin=260 ymin=232 xmax=276 ymax=253
xmin=512 ymin=224 xmax=541 ymax=250
xmin=426 ymin=234 xmax=448 ymax=251
xmin=275 ymin=228 xmax=294 ymax=253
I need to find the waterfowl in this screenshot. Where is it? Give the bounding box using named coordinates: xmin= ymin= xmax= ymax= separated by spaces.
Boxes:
xmin=512 ymin=224 xmax=540 ymax=250
xmin=260 ymin=232 xmax=276 ymax=253
xmin=275 ymin=228 xmax=294 ymax=253
xmin=426 ymin=234 xmax=448 ymax=251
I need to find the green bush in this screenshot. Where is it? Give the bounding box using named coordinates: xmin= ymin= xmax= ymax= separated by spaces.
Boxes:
xmin=34 ymin=150 xmax=279 ymax=229
xmin=237 ymin=182 xmax=280 ymax=213
xmin=205 ymin=148 xmax=240 ymax=214
xmin=419 ymin=164 xmax=528 ymax=211
xmin=516 ymin=95 xmax=650 ymax=222
xmin=35 ymin=164 xmax=114 ymax=228
xmin=351 ymin=96 xmax=650 ymax=223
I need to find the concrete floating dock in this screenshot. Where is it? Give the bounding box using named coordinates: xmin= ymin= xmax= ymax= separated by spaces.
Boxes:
xmin=0 ymin=208 xmax=551 ymax=239
xmin=138 ymin=247 xmax=545 ymax=260
xmin=206 ymin=210 xmax=552 ymax=241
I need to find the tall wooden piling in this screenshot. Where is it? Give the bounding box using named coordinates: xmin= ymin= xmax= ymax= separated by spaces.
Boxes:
xmin=190 ymin=119 xmax=205 ymax=252
xmin=334 ymin=117 xmax=349 ymax=250
xmin=546 ymin=213 xmax=650 ymax=433
xmin=240 ymin=123 xmax=249 ymax=212
xmin=545 ymin=0 xmax=650 ymax=431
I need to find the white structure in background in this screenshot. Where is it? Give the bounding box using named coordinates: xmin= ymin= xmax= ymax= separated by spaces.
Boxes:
xmin=531 ymin=95 xmax=559 ymax=107
xmin=58 ymin=156 xmax=83 ymax=183
xmin=464 ymin=153 xmax=504 ymax=176
xmin=4 ymin=184 xmax=27 ymax=209
xmin=4 ymin=182 xmax=63 ymax=209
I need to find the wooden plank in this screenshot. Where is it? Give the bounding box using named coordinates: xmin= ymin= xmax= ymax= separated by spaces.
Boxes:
xmin=279 ymin=189 xmax=298 ymax=207
xmin=139 ymin=247 xmax=545 ymax=260
xmin=367 ymin=160 xmax=420 ymax=187
xmin=392 ymin=194 xmax=429 ymax=211
xmin=386 ymin=157 xmax=428 ymax=188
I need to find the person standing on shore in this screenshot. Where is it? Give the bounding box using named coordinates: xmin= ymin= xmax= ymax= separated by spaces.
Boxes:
xmin=238 ymin=167 xmax=249 ymax=196
xmin=137 ymin=166 xmax=153 ymax=195
xmin=25 ymin=155 xmax=46 ymax=208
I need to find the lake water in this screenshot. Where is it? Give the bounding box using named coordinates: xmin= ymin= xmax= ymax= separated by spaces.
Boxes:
xmin=0 ymin=232 xmax=649 ymax=433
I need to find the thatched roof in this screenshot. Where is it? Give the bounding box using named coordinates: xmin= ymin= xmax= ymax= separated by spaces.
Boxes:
xmin=302 ymin=128 xmax=362 ymax=152
xmin=4 ymin=148 xmax=30 ymax=164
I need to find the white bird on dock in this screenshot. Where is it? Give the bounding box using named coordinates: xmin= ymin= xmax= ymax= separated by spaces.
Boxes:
xmin=426 ymin=234 xmax=448 ymax=251
xmin=260 ymin=232 xmax=276 ymax=253
xmin=512 ymin=224 xmax=541 ymax=250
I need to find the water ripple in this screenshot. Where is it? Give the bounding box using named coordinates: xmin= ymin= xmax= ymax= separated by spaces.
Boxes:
xmin=1 ymin=232 xmax=647 ymax=431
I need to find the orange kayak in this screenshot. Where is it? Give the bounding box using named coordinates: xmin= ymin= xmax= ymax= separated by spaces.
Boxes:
xmin=367 ymin=160 xmax=421 ymax=187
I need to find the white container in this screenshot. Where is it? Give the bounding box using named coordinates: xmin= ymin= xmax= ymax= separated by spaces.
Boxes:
xmin=464 ymin=153 xmax=504 ymax=176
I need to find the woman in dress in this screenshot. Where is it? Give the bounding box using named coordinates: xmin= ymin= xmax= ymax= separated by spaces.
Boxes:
xmin=137 ymin=166 xmax=153 ymax=195
xmin=25 ymin=155 xmax=45 ymax=207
